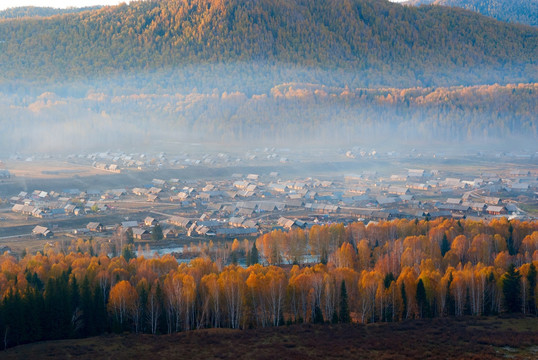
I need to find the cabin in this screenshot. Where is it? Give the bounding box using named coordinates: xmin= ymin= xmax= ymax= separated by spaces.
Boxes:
xmin=428 ymin=211 xmax=452 ymax=219
xmin=144 ymin=217 xmax=158 ymax=227
xmin=242 ymin=219 xmax=259 ymax=229
xmin=12 ymin=204 xmax=35 ymax=215
xmin=33 ymin=225 xmax=53 ymax=238
xmin=86 ymin=222 xmax=104 ymax=232
xmin=407 ymin=183 xmax=432 ymax=191
xmin=163 ymin=228 xmax=177 ymax=239
xmin=408 ymin=169 xmax=425 ymax=178
xmin=349 ymin=186 xmax=370 ymax=195
xmin=132 ymin=188 xmax=148 ymax=196
xmin=278 ymin=217 xmax=307 ymax=230
xmin=485 ymin=205 xmax=507 ymax=215
xmin=388 ymin=186 xmax=410 ymax=195
xmin=132 ymin=228 xmax=151 ymax=240
xmin=169 ymin=216 xmax=194 ymax=228
xmin=121 ymin=221 xmax=139 ymax=229
xmin=106 ymin=189 xmax=126 ymax=198
xmin=258 ymin=202 xmax=280 ymax=212
xmin=484 ymin=197 xmax=502 ymax=205
xmin=152 ymin=179 xmax=166 ymax=187
xmin=436 ymin=204 xmax=471 ymax=213
xmin=462 ymin=202 xmax=487 ymax=212
xmin=233 ymin=180 xmax=250 ymax=189
xmin=376 ymin=196 xmax=399 ymax=206
xmin=229 ymin=216 xmax=246 ymax=227
xmin=510 ymin=183 xmax=530 ymax=192
xmin=269 ymin=183 xmax=288 ymax=193
xmin=390 ymin=174 xmax=407 ymax=182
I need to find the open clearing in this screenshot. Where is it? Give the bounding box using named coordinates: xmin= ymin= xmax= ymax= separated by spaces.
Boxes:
xmin=2 ymin=316 xmax=537 ymax=359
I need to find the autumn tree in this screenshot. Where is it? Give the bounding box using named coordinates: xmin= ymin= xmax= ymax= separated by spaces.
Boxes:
xmin=108 ymin=280 xmax=138 ymax=330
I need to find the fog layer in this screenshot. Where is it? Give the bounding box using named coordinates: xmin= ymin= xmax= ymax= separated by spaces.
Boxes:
xmin=0 ymin=65 xmax=536 ymax=155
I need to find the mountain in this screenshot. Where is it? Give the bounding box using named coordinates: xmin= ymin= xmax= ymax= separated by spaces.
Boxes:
xmin=0 ymin=6 xmax=102 ymax=19
xmin=0 ymin=0 xmax=536 ymax=86
xmin=404 ymin=0 xmax=538 ymax=27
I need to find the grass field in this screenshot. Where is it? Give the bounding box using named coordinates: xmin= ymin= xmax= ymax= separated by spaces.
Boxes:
xmin=2 ymin=316 xmax=537 ymax=359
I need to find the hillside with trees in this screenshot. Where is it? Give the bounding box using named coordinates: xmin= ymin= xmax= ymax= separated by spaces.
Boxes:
xmin=0 ymin=6 xmax=102 ymax=19
xmin=0 ymin=0 xmax=536 ymax=85
xmin=404 ymin=0 xmax=538 ymax=27
xmin=0 ymin=218 xmax=536 ymax=348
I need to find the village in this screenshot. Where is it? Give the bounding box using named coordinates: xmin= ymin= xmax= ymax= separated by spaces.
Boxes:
xmin=0 ymin=146 xmax=536 ymax=258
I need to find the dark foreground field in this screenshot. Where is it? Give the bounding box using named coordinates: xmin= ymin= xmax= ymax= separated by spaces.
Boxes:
xmin=3 ymin=317 xmax=537 ymax=359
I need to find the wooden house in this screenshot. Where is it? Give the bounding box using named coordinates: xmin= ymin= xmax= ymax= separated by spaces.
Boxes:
xmin=86 ymin=222 xmax=104 ymax=232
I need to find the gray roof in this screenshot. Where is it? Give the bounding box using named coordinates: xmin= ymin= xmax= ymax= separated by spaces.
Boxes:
xmin=122 ymin=221 xmax=139 ymax=228
xmin=132 ymin=228 xmax=149 ymax=236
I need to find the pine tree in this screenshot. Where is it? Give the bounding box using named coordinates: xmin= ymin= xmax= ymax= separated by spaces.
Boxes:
xmin=464 ymin=287 xmax=472 ymax=316
xmin=339 ymin=280 xmax=351 ymax=323
xmin=384 ymin=273 xmax=395 ymax=289
xmin=526 ymin=263 xmax=536 ymax=315
xmin=80 ymin=276 xmax=94 ymax=336
xmin=122 ymin=244 xmax=136 ymax=262
xmin=502 ymin=264 xmax=522 ymax=313
xmin=320 ymin=248 xmax=328 ymax=265
xmin=313 ymin=304 xmax=324 ymax=324
xmin=331 ymin=311 xmax=339 ymax=324
xmin=126 ymin=228 xmax=134 ymax=245
xmin=250 ymin=242 xmax=259 ymax=265
xmin=484 ymin=272 xmax=497 ymax=315
xmin=230 ymin=251 xmax=238 ymax=265
xmin=440 ymin=233 xmax=450 ymax=257
xmin=152 ymin=224 xmax=163 ymax=241
xmin=416 ymin=279 xmax=428 ymax=318
xmin=138 ymin=285 xmax=148 ymax=333
xmin=507 ymin=223 xmax=515 ymax=255
xmin=446 ymin=272 xmax=455 ymax=316
xmin=93 ymin=284 xmax=107 ymax=334
xmin=401 ymin=282 xmax=407 ymax=320
xmin=69 ymin=276 xmax=81 ymax=337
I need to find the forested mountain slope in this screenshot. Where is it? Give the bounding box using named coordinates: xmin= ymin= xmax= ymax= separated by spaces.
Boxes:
xmin=0 ymin=0 xmax=536 ymax=85
xmin=0 ymin=6 xmax=102 ymax=19
xmin=404 ymin=0 xmax=538 ymax=27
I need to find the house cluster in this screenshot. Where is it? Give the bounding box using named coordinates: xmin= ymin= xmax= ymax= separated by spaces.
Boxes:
xmin=20 ymin=165 xmax=537 ymax=241
xmin=3 ymin=148 xmax=536 ymax=243
xmin=78 ymin=217 xmax=171 ymax=240
xmin=363 ymin=168 xmax=538 ymax=221
xmin=10 ymin=188 xmax=112 ymax=219
xmin=72 ymin=148 xmax=294 ymax=173
xmin=168 ymin=215 xmax=259 ymax=237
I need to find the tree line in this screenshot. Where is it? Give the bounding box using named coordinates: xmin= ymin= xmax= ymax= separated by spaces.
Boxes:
xmin=406 ymin=0 xmax=538 ymax=27
xmin=0 ymin=217 xmax=536 ymax=349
